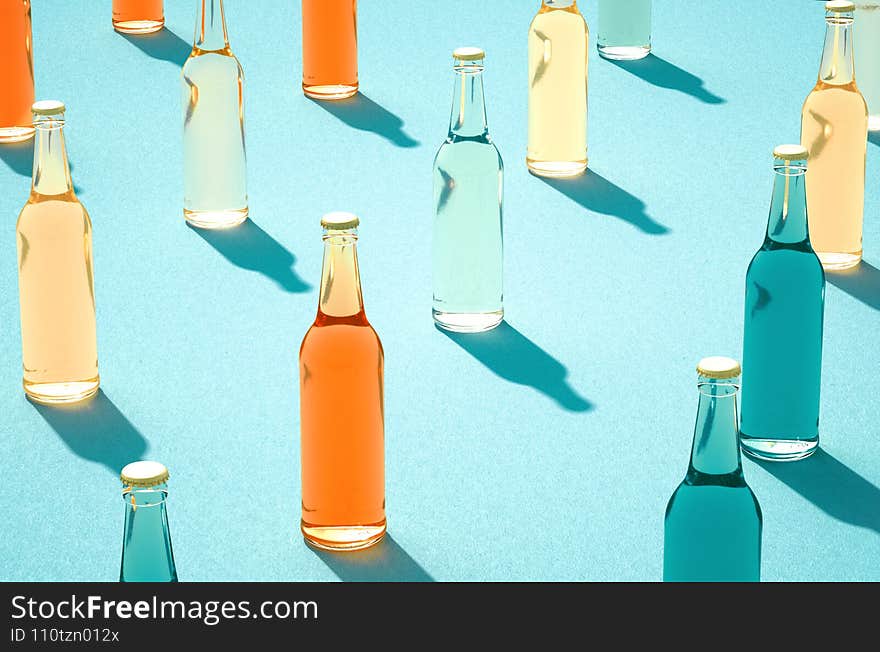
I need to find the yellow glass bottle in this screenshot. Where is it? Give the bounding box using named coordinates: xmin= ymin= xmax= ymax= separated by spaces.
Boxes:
xmin=527 ymin=0 xmax=589 ymax=177
xmin=16 ymin=101 xmax=99 ymax=404
xmin=801 ymin=1 xmax=868 ymax=270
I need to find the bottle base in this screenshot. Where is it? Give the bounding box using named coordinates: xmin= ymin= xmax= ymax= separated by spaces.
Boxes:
xmin=868 ymin=115 xmax=880 ymax=132
xmin=598 ymin=45 xmax=651 ymax=61
xmin=184 ymin=207 xmax=249 ymax=230
xmin=0 ymin=127 xmax=35 ymax=143
xmin=740 ymin=436 xmax=819 ymax=462
xmin=527 ymin=158 xmax=588 ymax=178
xmin=113 ymin=19 xmax=165 ymax=35
xmin=303 ymin=84 xmax=359 ymax=101
xmin=433 ymin=310 xmax=503 ymax=333
xmin=24 ymin=378 xmax=100 ymax=405
xmin=817 ymin=250 xmax=861 ymax=271
xmin=301 ymin=521 xmax=387 ymax=552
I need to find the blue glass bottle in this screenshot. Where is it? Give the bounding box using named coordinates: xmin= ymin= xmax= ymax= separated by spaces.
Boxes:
xmin=432 ymin=47 xmax=504 ymax=333
xmin=740 ymin=145 xmax=825 ymax=462
xmin=119 ymin=461 xmax=178 ymax=582
xmin=664 ymin=357 xmax=762 ymax=582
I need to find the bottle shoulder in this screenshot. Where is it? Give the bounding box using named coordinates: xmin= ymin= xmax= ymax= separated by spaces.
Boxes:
xmin=434 ymin=137 xmax=503 ymax=167
xmin=747 ymin=244 xmax=825 ymax=280
xmin=182 ymin=48 xmax=244 ymax=79
xmin=17 ymin=195 xmax=92 ymax=232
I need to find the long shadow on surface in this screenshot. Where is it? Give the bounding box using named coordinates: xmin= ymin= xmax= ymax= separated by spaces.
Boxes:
xmin=826 ymin=261 xmax=880 ymax=311
xmin=539 ymin=170 xmax=669 ymax=235
xmin=440 ymin=321 xmax=593 ymax=413
xmin=756 ymin=448 xmax=880 ymax=533
xmin=311 ymin=534 xmax=434 ymax=582
xmin=608 ymin=54 xmax=725 ymax=105
xmin=31 ymin=390 xmax=149 ymax=476
xmin=869 ymin=131 xmax=880 ymax=148
xmin=0 ymin=138 xmax=33 ymax=177
xmin=309 ymin=94 xmax=420 ymax=148
xmin=120 ymin=28 xmax=191 ymax=67
xmin=189 ymin=220 xmax=311 ymax=293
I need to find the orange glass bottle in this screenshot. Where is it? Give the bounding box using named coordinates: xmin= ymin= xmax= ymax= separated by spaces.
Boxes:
xmin=0 ymin=0 xmax=35 ymax=143
xmin=112 ymin=0 xmax=164 ymax=35
xmin=299 ymin=212 xmax=386 ymax=551
xmin=301 ymin=0 xmax=358 ymax=100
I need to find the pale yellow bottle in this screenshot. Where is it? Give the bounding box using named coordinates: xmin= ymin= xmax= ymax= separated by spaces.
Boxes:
xmin=801 ymin=0 xmax=868 ymax=270
xmin=16 ymin=101 xmax=99 ymax=404
xmin=527 ymin=0 xmax=589 ymax=177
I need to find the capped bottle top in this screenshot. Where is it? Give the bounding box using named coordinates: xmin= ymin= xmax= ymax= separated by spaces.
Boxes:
xmin=321 ymin=212 xmax=360 ymax=230
xmin=826 ymin=1 xmax=855 ymax=12
xmin=32 ymin=100 xmax=65 ymax=115
xmin=121 ymin=461 xmax=170 ymax=488
xmin=696 ymin=357 xmax=741 ymax=380
xmin=773 ymin=144 xmax=808 ymax=160
xmin=453 ymin=47 xmax=485 ymax=61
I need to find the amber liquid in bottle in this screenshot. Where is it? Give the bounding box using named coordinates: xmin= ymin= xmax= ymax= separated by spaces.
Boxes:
xmin=302 ymin=0 xmax=358 ymax=100
xmin=16 ymin=104 xmax=99 ymax=404
xmin=0 ymin=1 xmax=35 ymax=143
xmin=112 ymin=0 xmax=164 ymax=35
xmin=299 ymin=215 xmax=385 ymax=551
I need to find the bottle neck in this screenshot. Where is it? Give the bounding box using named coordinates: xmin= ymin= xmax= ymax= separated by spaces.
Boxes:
xmin=194 ymin=0 xmax=229 ymax=52
xmin=765 ymin=160 xmax=809 ymax=245
xmin=449 ymin=65 xmax=489 ymax=139
xmin=31 ymin=120 xmax=73 ymax=197
xmin=686 ymin=380 xmax=743 ymax=480
xmin=121 ymin=486 xmax=177 ymax=582
xmin=818 ymin=15 xmax=855 ymax=85
xmin=543 ymin=0 xmax=577 ymax=8
xmin=318 ymin=233 xmax=365 ymax=319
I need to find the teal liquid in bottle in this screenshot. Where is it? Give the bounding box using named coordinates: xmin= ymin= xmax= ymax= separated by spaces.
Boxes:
xmin=432 ymin=47 xmax=504 ymax=333
xmin=597 ymin=0 xmax=652 ymax=60
xmin=664 ymin=357 xmax=762 ymax=582
xmin=119 ymin=461 xmax=178 ymax=582
xmin=740 ymin=146 xmax=825 ymax=462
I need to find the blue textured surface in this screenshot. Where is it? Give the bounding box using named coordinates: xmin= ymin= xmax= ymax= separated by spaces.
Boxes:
xmin=1 ymin=0 xmax=878 ymax=582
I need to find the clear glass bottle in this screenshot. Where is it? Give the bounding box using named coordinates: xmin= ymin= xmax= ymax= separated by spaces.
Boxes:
xmin=182 ymin=0 xmax=248 ymax=229
xmin=663 ymin=358 xmax=763 ymax=582
xmin=740 ymin=146 xmax=825 ymax=462
xmin=16 ymin=101 xmax=99 ymax=404
xmin=855 ymin=2 xmax=880 ymax=130
xmin=0 ymin=0 xmax=35 ymax=143
xmin=120 ymin=461 xmax=178 ymax=582
xmin=801 ymin=1 xmax=868 ymax=270
xmin=299 ymin=213 xmax=386 ymax=551
xmin=112 ymin=0 xmax=164 ymax=35
xmin=302 ymin=0 xmax=358 ymax=100
xmin=433 ymin=48 xmax=504 ymax=333
xmin=527 ymin=0 xmax=589 ymax=177
xmin=597 ymin=0 xmax=651 ymax=60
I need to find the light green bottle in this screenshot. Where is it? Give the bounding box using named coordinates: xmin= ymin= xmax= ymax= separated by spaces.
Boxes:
xmin=597 ymin=0 xmax=652 ymax=60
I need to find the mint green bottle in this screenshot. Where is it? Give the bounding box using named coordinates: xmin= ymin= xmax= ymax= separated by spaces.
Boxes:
xmin=597 ymin=0 xmax=652 ymax=60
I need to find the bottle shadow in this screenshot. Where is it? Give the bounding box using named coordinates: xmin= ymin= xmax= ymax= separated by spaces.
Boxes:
xmin=538 ymin=170 xmax=670 ymax=235
xmin=439 ymin=321 xmax=593 ymax=412
xmin=0 ymin=138 xmax=33 ymax=177
xmin=188 ymin=220 xmax=311 ymax=293
xmin=755 ymin=448 xmax=880 ymax=533
xmin=308 ymin=94 xmax=420 ymax=148
xmin=607 ymin=54 xmax=725 ymax=104
xmin=868 ymin=131 xmax=880 ymax=148
xmin=310 ymin=534 xmax=435 ymax=582
xmin=30 ymin=390 xmax=149 ymax=476
xmin=120 ymin=28 xmax=192 ymax=67
xmin=826 ymin=261 xmax=880 ymax=311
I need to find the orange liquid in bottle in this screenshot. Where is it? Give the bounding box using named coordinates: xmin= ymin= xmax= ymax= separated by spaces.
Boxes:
xmin=0 ymin=1 xmax=35 ymax=143
xmin=302 ymin=0 xmax=358 ymax=100
xmin=299 ymin=219 xmax=385 ymax=551
xmin=112 ymin=0 xmax=164 ymax=35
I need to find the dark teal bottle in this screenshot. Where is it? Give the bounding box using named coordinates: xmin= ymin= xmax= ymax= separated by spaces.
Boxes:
xmin=119 ymin=461 xmax=178 ymax=582
xmin=740 ymin=145 xmax=825 ymax=462
xmin=664 ymin=357 xmax=762 ymax=582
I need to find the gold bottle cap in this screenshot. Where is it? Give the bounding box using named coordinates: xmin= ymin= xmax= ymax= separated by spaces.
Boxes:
xmin=696 ymin=357 xmax=742 ymax=380
xmin=121 ymin=461 xmax=170 ymax=487
xmin=773 ymin=144 xmax=808 ymax=160
xmin=321 ymin=212 xmax=360 ymax=230
xmin=453 ymin=47 xmax=485 ymax=61
xmin=826 ymin=1 xmax=855 ymax=12
xmin=32 ymin=100 xmax=66 ymax=115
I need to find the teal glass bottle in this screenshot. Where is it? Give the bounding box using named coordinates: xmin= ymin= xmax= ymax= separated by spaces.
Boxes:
xmin=432 ymin=47 xmax=504 ymax=333
xmin=597 ymin=0 xmax=652 ymax=60
xmin=664 ymin=357 xmax=762 ymax=582
xmin=740 ymin=145 xmax=825 ymax=462
xmin=119 ymin=461 xmax=178 ymax=582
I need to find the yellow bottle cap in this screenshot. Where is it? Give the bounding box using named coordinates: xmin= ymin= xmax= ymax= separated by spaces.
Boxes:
xmin=773 ymin=144 xmax=808 ymax=160
xmin=121 ymin=461 xmax=170 ymax=487
xmin=453 ymin=47 xmax=485 ymax=61
xmin=32 ymin=100 xmax=66 ymax=115
xmin=697 ymin=357 xmax=742 ymax=380
xmin=826 ymin=1 xmax=855 ymax=12
xmin=321 ymin=212 xmax=360 ymax=230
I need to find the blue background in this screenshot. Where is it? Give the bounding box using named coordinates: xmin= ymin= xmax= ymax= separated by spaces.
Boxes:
xmin=1 ymin=0 xmax=878 ymax=582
